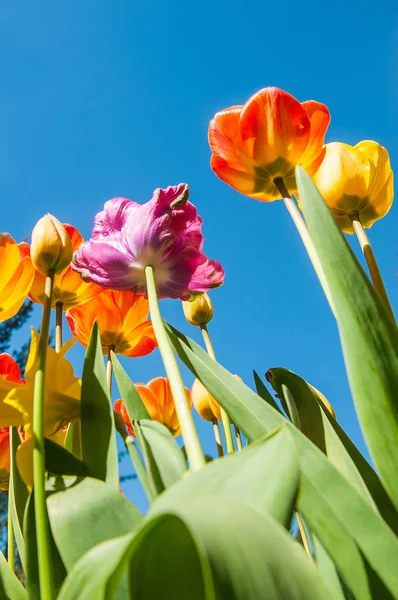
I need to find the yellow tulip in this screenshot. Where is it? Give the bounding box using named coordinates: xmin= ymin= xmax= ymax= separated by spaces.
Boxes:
xmin=31 ymin=214 xmax=73 ymax=275
xmin=312 ymin=141 xmax=393 ymax=233
xmin=182 ymin=293 xmax=214 ymax=326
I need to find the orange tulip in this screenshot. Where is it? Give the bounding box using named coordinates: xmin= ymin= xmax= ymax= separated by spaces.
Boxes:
xmin=208 ymin=86 xmax=330 ymax=202
xmin=66 ymin=289 xmax=157 ymax=357
xmin=0 ymin=353 xmax=25 ymax=490
xmin=0 ymin=234 xmax=35 ymax=323
xmin=22 ymin=224 xmax=103 ymax=310
xmin=115 ymin=377 xmax=191 ymax=436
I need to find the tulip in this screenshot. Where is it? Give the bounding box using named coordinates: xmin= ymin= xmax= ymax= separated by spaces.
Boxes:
xmin=66 ymin=290 xmax=157 ymax=357
xmin=182 ymin=293 xmax=214 ymax=326
xmin=0 ymin=234 xmax=35 ymax=323
xmin=209 ymin=87 xmax=330 ymax=202
xmin=115 ymin=377 xmax=192 ymax=437
xmin=23 ymin=224 xmax=103 ymax=311
xmin=30 ymin=214 xmax=73 ymax=276
xmin=191 ymin=378 xmax=221 ymax=422
xmin=312 ymin=141 xmax=393 ymax=233
xmin=72 ymin=184 xmax=225 ymax=300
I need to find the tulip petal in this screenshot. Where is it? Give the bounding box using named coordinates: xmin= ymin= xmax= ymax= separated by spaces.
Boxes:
xmin=0 ymin=354 xmax=22 ymax=383
xmin=122 ymin=320 xmax=157 ymax=358
xmin=300 ymin=101 xmax=330 ymax=171
xmin=208 ymin=106 xmax=252 ymax=174
xmin=359 ymin=171 xmax=394 ymax=230
xmin=92 ymin=197 xmax=140 ymax=240
xmin=356 ymin=141 xmax=392 ymax=198
xmin=0 ymin=256 xmax=34 ymax=323
xmin=239 ymin=87 xmax=311 ymax=166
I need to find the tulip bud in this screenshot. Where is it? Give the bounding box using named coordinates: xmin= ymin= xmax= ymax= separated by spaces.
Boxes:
xmin=31 ymin=215 xmax=73 ymax=276
xmin=182 ymin=293 xmax=214 ymax=326
xmin=311 ymin=386 xmax=336 ymax=419
xmin=191 ymin=378 xmax=221 ymax=422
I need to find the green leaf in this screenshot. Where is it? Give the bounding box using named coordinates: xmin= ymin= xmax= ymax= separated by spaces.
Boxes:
xmin=47 ymin=476 xmax=143 ymax=572
xmin=45 ymin=438 xmax=87 ymax=477
xmin=133 ymin=420 xmax=187 ymax=500
xmin=9 ymin=428 xmax=28 ymax=568
xmin=253 ymin=370 xmax=282 ymax=414
xmin=81 ymin=322 xmax=118 ymax=486
xmin=150 ymin=426 xmax=299 ymax=529
xmin=112 ymin=352 xmax=151 ymax=421
xmin=64 ymin=421 xmax=82 ymax=459
xmin=59 ymin=499 xmax=338 ymax=600
xmin=23 ymin=492 xmax=67 ymax=598
xmin=267 ymin=367 xmax=398 ymax=534
xmin=297 ymin=166 xmax=398 ymax=509
xmin=165 ymin=323 xmax=398 ymax=600
xmin=0 ymin=549 xmax=27 ymax=600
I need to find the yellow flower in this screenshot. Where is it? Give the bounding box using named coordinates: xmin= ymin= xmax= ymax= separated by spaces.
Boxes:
xmin=0 ymin=234 xmax=35 ymax=323
xmin=191 ymin=378 xmax=221 ymax=422
xmin=312 ymin=141 xmax=394 ymax=233
xmin=182 ymin=293 xmax=214 ymax=326
xmin=0 ymin=329 xmax=81 ymax=488
xmin=31 ymin=214 xmax=73 ymax=275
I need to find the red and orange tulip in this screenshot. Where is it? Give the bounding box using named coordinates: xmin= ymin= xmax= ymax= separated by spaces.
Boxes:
xmin=0 ymin=234 xmax=35 ymax=323
xmin=115 ymin=377 xmax=191 ymax=436
xmin=66 ymin=289 xmax=157 ymax=357
xmin=23 ymin=224 xmax=103 ymax=311
xmin=208 ymin=86 xmax=330 ymax=202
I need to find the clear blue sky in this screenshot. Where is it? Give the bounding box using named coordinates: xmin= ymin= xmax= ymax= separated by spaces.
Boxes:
xmin=1 ymin=0 xmax=397 ymax=510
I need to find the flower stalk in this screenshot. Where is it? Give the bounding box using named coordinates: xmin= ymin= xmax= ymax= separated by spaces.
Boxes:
xmin=350 ymin=214 xmax=395 ymax=321
xmin=212 ymin=420 xmax=224 ymax=457
xmin=145 ymin=265 xmax=206 ymax=471
xmin=55 ymin=301 xmax=63 ymax=353
xmin=33 ymin=271 xmax=55 ymax=600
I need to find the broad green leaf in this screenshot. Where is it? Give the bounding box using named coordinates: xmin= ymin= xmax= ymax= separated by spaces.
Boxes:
xmin=81 ymin=322 xmax=118 ymax=486
xmin=47 ymin=476 xmax=142 ymax=571
xmin=133 ymin=420 xmax=186 ymax=500
xmin=297 ymin=166 xmax=398 ymax=508
xmin=312 ymin=536 xmax=346 ymax=600
xmin=151 ymin=426 xmax=298 ymax=529
xmin=253 ymin=370 xmax=282 ymax=413
xmin=64 ymin=421 xmax=82 ymax=459
xmin=122 ymin=436 xmax=152 ymax=504
xmin=59 ymin=499 xmax=338 ymax=600
xmin=268 ymin=366 xmax=398 ymax=534
xmin=111 ymin=353 xmax=151 ymax=421
xmin=23 ymin=492 xmax=66 ymax=599
xmin=165 ymin=323 xmax=398 ymax=600
xmin=0 ymin=549 xmax=27 ymax=599
xmin=9 ymin=428 xmax=28 ymax=568
xmin=45 ymin=438 xmax=87 ymax=477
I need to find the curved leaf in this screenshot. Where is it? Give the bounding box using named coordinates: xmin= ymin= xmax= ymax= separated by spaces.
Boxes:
xmin=0 ymin=549 xmax=27 ymax=600
xmin=111 ymin=353 xmax=151 ymax=421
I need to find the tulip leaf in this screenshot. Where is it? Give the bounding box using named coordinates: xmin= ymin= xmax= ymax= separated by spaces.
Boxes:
xmin=150 ymin=425 xmax=298 ymax=529
xmin=47 ymin=476 xmax=143 ymax=572
xmin=45 ymin=438 xmax=87 ymax=477
xmin=111 ymin=352 xmax=151 ymax=421
xmin=64 ymin=422 xmax=82 ymax=459
xmin=164 ymin=322 xmax=398 ymax=600
xmin=0 ymin=549 xmax=27 ymax=599
xmin=24 ymin=492 xmax=67 ymax=598
xmin=297 ymin=166 xmax=398 ymax=509
xmin=267 ymin=367 xmax=398 ymax=534
xmin=81 ymin=322 xmax=118 ymax=486
xmin=133 ymin=420 xmax=187 ymax=500
xmin=9 ymin=427 xmax=28 ymax=568
xmin=253 ymin=369 xmax=282 ymax=413
xmin=58 ymin=499 xmax=337 ymax=600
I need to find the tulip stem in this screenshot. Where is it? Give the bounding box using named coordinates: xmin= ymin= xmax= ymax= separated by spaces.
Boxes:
xmin=234 ymin=425 xmax=243 ymax=451
xmin=275 ymin=178 xmax=335 ymax=313
xmin=212 ymin=420 xmax=224 ymax=457
xmin=145 ymin=266 xmax=206 ymax=471
xmin=106 ymin=347 xmax=114 ymax=395
xmin=200 ymin=324 xmax=235 ymax=455
xmin=350 ymin=214 xmax=395 ymax=321
xmin=55 ymin=301 xmax=63 ymax=352
xmin=33 ymin=271 xmax=55 ymax=600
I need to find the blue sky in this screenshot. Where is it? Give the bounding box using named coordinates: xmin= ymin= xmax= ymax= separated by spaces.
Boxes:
xmin=1 ymin=0 xmax=397 ymax=510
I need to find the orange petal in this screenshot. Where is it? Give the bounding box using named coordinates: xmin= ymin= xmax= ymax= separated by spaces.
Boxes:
xmin=0 ymin=256 xmax=34 ymax=323
xmin=239 ymin=87 xmax=310 ymax=166
xmin=208 ymin=105 xmax=252 ymax=174
xmin=122 ymin=320 xmax=157 ymax=357
xmin=300 ymin=100 xmax=330 ymax=170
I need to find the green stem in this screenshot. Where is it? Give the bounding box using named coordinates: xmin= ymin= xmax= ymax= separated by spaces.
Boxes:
xmin=212 ymin=419 xmax=224 ymax=457
xmin=350 ymin=214 xmax=395 ymax=322
xmin=106 ymin=347 xmax=114 ymax=395
xmin=7 ymin=428 xmax=15 ymax=572
xmin=144 ymin=266 xmax=205 ymax=471
xmin=274 ymin=178 xmax=335 ymax=314
xmin=200 ymin=324 xmax=234 ymax=455
xmin=55 ymin=302 xmax=63 ymax=353
xmin=33 ymin=272 xmax=55 ymax=600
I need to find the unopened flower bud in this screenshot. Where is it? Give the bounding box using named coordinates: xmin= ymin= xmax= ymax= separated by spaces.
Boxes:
xmin=182 ymin=293 xmax=214 ymax=326
xmin=191 ymin=378 xmax=221 ymax=422
xmin=31 ymin=215 xmax=73 ymax=276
